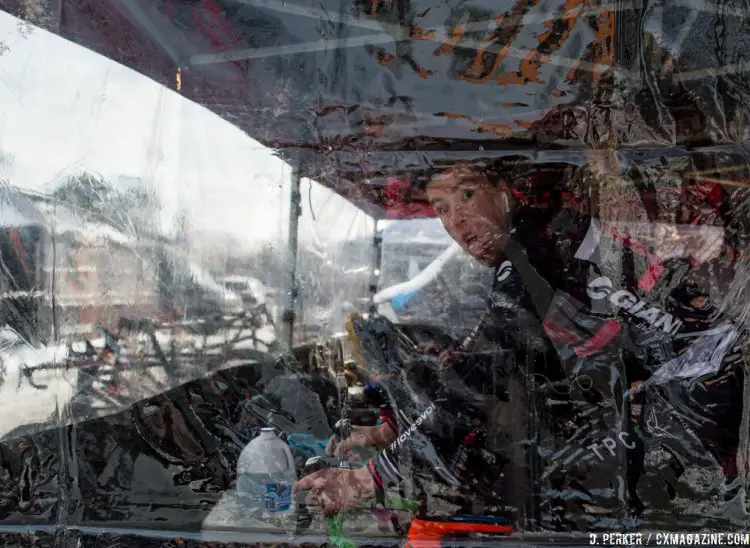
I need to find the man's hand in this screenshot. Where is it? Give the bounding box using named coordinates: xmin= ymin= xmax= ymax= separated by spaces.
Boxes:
xmin=326 ymin=423 xmax=397 ymax=459
xmin=435 ymin=348 xmax=470 ymax=370
xmin=629 ymin=380 xmax=645 ymax=401
xmin=417 ymin=341 xmax=468 ymax=370
xmin=417 ymin=341 xmax=441 ymax=355
xmin=293 ymin=466 xmax=376 ymax=516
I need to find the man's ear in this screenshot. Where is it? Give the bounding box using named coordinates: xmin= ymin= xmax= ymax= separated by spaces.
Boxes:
xmin=494 ymin=180 xmax=512 ymax=212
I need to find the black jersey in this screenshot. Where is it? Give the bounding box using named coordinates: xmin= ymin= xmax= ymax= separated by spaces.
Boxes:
xmin=366 ymin=185 xmax=750 ymax=531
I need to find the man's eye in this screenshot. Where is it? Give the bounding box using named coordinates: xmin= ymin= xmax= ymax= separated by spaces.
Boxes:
xmin=463 ymin=189 xmax=475 ymax=200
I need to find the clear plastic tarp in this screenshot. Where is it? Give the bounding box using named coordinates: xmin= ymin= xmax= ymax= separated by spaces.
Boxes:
xmin=0 ymin=0 xmax=748 ymax=546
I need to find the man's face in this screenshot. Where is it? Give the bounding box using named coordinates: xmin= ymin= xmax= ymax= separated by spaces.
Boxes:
xmin=426 ymin=167 xmax=511 ymax=267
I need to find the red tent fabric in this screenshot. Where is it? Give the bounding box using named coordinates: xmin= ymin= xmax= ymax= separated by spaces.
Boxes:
xmin=382 ymin=179 xmax=435 ymax=219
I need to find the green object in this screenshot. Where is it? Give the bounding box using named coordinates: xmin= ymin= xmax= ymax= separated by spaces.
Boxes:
xmin=384 ymin=496 xmax=420 ymax=513
xmin=326 ymin=495 xmax=420 ymax=548
xmin=328 ymin=512 xmax=357 ymax=548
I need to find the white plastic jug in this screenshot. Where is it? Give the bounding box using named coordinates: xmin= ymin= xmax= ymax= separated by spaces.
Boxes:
xmin=236 ymin=428 xmax=296 ymax=517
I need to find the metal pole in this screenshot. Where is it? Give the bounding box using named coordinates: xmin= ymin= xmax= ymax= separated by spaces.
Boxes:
xmin=282 ymin=161 xmax=302 ymax=347
xmin=368 ymin=220 xmax=383 ymax=314
xmin=46 ymin=0 xmax=63 ymax=34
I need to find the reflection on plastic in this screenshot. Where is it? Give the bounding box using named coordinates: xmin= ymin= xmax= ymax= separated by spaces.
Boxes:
xmin=0 ymin=0 xmax=748 ymax=544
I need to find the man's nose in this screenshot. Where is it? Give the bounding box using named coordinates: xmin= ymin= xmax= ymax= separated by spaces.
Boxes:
xmin=444 ymin=208 xmax=464 ymax=233
xmin=452 ymin=205 xmax=470 ymax=225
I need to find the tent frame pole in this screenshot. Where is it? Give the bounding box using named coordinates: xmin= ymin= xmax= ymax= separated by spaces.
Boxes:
xmin=368 ymin=220 xmax=383 ymax=313
xmin=282 ymin=161 xmax=302 ymax=347
xmin=48 ymin=0 xmax=63 ymax=33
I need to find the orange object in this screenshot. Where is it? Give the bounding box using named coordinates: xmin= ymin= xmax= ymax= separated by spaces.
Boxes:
xmin=406 ymin=518 xmax=514 ymax=548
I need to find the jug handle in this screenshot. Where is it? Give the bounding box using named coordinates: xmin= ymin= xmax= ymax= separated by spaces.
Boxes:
xmin=281 ymin=439 xmax=295 ymax=475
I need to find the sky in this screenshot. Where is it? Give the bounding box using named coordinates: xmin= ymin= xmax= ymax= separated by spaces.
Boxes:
xmin=0 ymin=10 xmax=376 ymax=252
